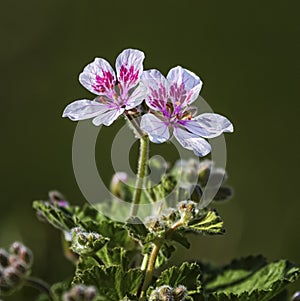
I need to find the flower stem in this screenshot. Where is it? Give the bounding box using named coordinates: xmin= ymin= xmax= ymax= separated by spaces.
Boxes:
xmin=130 ymin=136 xmax=149 ymax=216
xmin=139 ymin=220 xmax=184 ymax=300
xmin=24 ymin=277 xmax=55 ymax=301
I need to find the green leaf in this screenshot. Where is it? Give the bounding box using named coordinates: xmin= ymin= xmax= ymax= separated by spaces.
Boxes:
xmin=97 ymin=246 xmax=129 ymax=269
xmin=201 ymin=256 xmax=300 ymax=301
xmin=169 ymin=230 xmax=191 ymax=249
xmin=33 ymin=200 xmax=80 ymax=231
xmin=184 ymin=209 xmax=225 ymax=236
xmin=155 ymin=262 xmax=201 ymax=294
xmin=73 ymin=263 xmax=143 ymax=300
xmin=125 ymin=217 xmax=149 ymax=242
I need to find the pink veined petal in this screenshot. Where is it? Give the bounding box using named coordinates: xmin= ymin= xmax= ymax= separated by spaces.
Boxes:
xmin=173 ymin=127 xmax=211 ymax=157
xmin=92 ymin=107 xmax=125 ymax=126
xmin=115 ymin=48 xmax=145 ymax=93
xmin=185 ymin=113 xmax=234 ymax=138
xmin=141 ymin=69 xmax=169 ymax=112
xmin=62 ymin=99 xmax=111 ymax=121
xmin=79 ymin=57 xmax=116 ymax=97
xmin=140 ymin=113 xmax=170 ymax=144
xmin=167 ymin=66 xmax=203 ymax=108
xmin=125 ymin=82 xmax=148 ymax=110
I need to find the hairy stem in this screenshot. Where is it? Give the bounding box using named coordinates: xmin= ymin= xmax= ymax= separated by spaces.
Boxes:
xmin=25 ymin=277 xmax=55 ymax=301
xmin=139 ymin=220 xmax=184 ymax=299
xmin=130 ymin=136 xmax=149 ymax=216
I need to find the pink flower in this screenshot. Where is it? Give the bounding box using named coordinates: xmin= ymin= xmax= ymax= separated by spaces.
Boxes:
xmin=140 ymin=66 xmax=233 ymax=156
xmin=63 ymin=49 xmax=147 ymax=126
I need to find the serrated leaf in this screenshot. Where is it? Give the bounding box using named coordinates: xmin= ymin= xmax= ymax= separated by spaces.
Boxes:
xmin=185 ymin=209 xmax=225 ymax=235
xmin=156 ymin=262 xmax=201 ymax=294
xmin=73 ymin=263 xmax=143 ymax=300
xmin=125 ymin=217 xmax=149 ymax=242
xmin=33 ymin=200 xmax=80 ymax=231
xmin=202 ymin=256 xmax=300 ymax=301
xmin=97 ymin=246 xmax=129 ymax=268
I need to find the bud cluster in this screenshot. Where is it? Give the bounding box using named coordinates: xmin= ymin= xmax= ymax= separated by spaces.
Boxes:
xmin=0 ymin=242 xmax=33 ymax=296
xmin=70 ymin=227 xmax=107 ymax=255
xmin=63 ymin=284 xmax=97 ymax=301
xmin=149 ymin=285 xmax=188 ymax=301
xmin=177 ymin=200 xmax=199 ymax=224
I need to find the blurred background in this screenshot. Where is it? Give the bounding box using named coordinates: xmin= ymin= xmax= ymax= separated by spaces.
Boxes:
xmin=1 ymin=0 xmax=299 ymax=299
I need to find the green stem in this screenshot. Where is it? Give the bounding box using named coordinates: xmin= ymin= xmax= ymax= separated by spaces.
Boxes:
xmin=130 ymin=136 xmax=149 ymax=216
xmin=139 ymin=220 xmax=184 ymax=300
xmin=25 ymin=277 xmax=55 ymax=301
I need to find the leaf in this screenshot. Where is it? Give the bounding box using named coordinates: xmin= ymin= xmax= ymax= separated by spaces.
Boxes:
xmin=155 ymin=262 xmax=201 ymax=294
xmin=201 ymin=256 xmax=300 ymax=301
xmin=184 ymin=209 xmax=225 ymax=236
xmin=97 ymin=246 xmax=129 ymax=269
xmin=125 ymin=217 xmax=150 ymax=242
xmin=169 ymin=230 xmax=191 ymax=249
xmin=33 ymin=200 xmax=80 ymax=231
xmin=73 ymin=263 xmax=143 ymax=300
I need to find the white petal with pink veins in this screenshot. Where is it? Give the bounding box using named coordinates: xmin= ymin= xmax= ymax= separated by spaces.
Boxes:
xmin=185 ymin=113 xmax=234 ymax=138
xmin=92 ymin=107 xmax=124 ymax=126
xmin=140 ymin=113 xmax=170 ymax=143
xmin=141 ymin=69 xmax=169 ymax=111
xmin=62 ymin=99 xmax=111 ymax=121
xmin=174 ymin=127 xmax=211 ymax=157
xmin=167 ymin=66 xmax=202 ymax=106
xmin=125 ymin=82 xmax=148 ymax=110
xmin=115 ymin=48 xmax=145 ymax=91
xmin=79 ymin=58 xmax=116 ymax=96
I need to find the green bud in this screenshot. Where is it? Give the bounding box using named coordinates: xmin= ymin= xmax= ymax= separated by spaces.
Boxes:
xmin=178 ymin=200 xmax=199 ymax=223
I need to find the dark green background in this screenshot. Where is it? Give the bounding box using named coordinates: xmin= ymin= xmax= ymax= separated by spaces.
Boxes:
xmin=1 ymin=0 xmax=299 ymax=299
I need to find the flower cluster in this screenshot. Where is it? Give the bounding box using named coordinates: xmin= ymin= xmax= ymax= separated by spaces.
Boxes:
xmin=149 ymin=285 xmax=188 ymax=301
xmin=63 ymin=48 xmax=233 ymax=157
xmin=0 ymin=242 xmax=32 ymax=295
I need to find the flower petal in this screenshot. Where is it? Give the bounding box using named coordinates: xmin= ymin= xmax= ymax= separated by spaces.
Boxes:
xmin=62 ymin=99 xmax=110 ymax=121
xmin=140 ymin=113 xmax=170 ymax=143
xmin=125 ymin=82 xmax=147 ymax=110
xmin=79 ymin=58 xmax=116 ymax=96
xmin=173 ymin=127 xmax=211 ymax=157
xmin=116 ymin=48 xmax=145 ymax=92
xmin=92 ymin=107 xmax=124 ymax=126
xmin=141 ymin=69 xmax=169 ymax=112
xmin=167 ymin=66 xmax=202 ymax=107
xmin=185 ymin=113 xmax=234 ymax=138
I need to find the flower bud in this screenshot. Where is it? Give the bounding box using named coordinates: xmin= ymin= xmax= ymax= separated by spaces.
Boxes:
xmin=63 ymin=285 xmax=97 ymax=301
xmin=178 ymin=200 xmax=199 ymax=223
xmin=9 ymin=242 xmax=33 ymax=266
xmin=190 ymin=184 xmax=203 ymax=203
xmin=0 ymin=250 xmax=9 ymax=267
xmin=149 ymin=285 xmax=174 ymax=301
xmin=85 ymin=286 xmax=97 ymax=300
xmin=11 ymin=260 xmax=27 ymax=276
xmin=172 ymin=285 xmax=188 ymax=301
xmin=145 ymin=216 xmax=165 ymax=232
xmin=3 ymin=267 xmax=21 ymax=286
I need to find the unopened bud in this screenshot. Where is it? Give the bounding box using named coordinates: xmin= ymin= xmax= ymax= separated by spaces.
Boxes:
xmin=11 ymin=260 xmax=27 ymax=275
xmin=0 ymin=250 xmax=9 ymax=267
xmin=4 ymin=267 xmax=21 ymax=286
xmin=178 ymin=200 xmax=199 ymax=223
xmin=85 ymin=286 xmax=97 ymax=300
xmin=145 ymin=216 xmax=165 ymax=232
xmin=190 ymin=185 xmax=203 ymax=203
xmin=9 ymin=242 xmax=33 ymax=266
xmin=158 ymin=285 xmax=174 ymax=301
xmin=173 ymin=285 xmax=188 ymax=301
